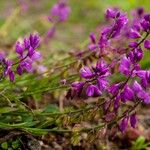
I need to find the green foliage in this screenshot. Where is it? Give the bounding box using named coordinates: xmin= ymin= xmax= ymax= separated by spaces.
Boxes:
xmin=1 ymin=139 xmax=21 ymax=150
xmin=11 ymin=139 xmax=20 ymax=149
xmin=43 ymin=104 xmax=59 ymax=113
xmin=131 ymin=136 xmax=150 ymax=150
xmin=1 ymin=142 xmax=8 ymax=149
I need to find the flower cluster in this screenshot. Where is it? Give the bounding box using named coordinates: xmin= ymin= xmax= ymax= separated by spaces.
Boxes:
xmin=66 ymin=59 xmax=110 ymax=99
xmin=0 ymin=34 xmax=41 ymax=82
xmin=16 ymin=34 xmax=41 ymax=75
xmin=67 ymin=8 xmax=150 ymax=133
xmin=46 ymin=0 xmax=71 ymax=40
xmin=89 ymin=8 xmax=128 ymax=51
xmin=49 ymin=0 xmax=71 ymax=23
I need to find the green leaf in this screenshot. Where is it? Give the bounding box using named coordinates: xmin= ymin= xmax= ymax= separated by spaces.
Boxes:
xmin=43 ymin=104 xmax=59 ymax=113
xmin=33 ymin=93 xmax=42 ymax=101
xmin=0 ymin=107 xmax=17 ymax=114
xmin=12 ymin=140 xmax=20 ymax=149
xmin=1 ymin=142 xmax=8 ymax=149
xmin=131 ymin=136 xmax=150 ymax=150
xmin=23 ymin=128 xmax=49 ymax=135
xmin=136 ymin=136 xmax=145 ymax=144
xmin=0 ymin=122 xmax=38 ymax=128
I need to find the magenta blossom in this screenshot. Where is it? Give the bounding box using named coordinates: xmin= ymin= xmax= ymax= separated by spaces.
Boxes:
xmin=119 ymin=117 xmax=128 ymax=133
xmin=67 ymin=8 xmax=150 ymax=134
xmin=3 ymin=59 xmax=14 ymax=82
xmin=16 ymin=34 xmax=41 ymax=75
xmin=50 ymin=0 xmax=71 ymax=22
xmin=144 ymin=40 xmax=150 ymax=50
xmin=130 ymin=113 xmax=137 ymax=128
xmin=86 ymin=85 xmax=102 ymax=97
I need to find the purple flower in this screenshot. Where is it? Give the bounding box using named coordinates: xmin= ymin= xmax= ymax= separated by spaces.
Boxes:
xmin=46 ymin=1 xmax=70 ymax=42
xmin=80 ymin=67 xmax=94 ymax=79
xmin=29 ymin=34 xmax=40 ymax=49
xmin=132 ymin=81 xmax=150 ymax=104
xmin=144 ymin=14 xmax=150 ymax=21
xmin=136 ymin=70 xmax=147 ymax=85
xmin=65 ymin=82 xmax=84 ymax=99
xmin=30 ymin=51 xmax=41 ymax=60
xmin=119 ymin=117 xmax=128 ymax=133
xmin=128 ymin=29 xmax=141 ymax=39
xmin=0 ymin=51 xmax=6 ymax=60
xmin=140 ymin=20 xmax=150 ymax=32
xmin=129 ymin=42 xmax=138 ymax=48
xmin=128 ymin=48 xmax=143 ymax=63
xmin=106 ymin=8 xmax=118 ymax=19
xmin=114 ymin=95 xmax=120 ymax=111
xmin=28 ymin=47 xmax=35 ymax=58
xmin=119 ymin=55 xmax=131 ymax=76
xmin=132 ymin=80 xmax=143 ymax=92
xmin=136 ymin=70 xmax=150 ymax=88
xmin=144 ymin=40 xmax=150 ymax=50
xmin=17 ymin=59 xmax=33 ymax=74
xmin=15 ymin=41 xmax=24 ymax=57
xmin=88 ymin=44 xmax=98 ymax=51
xmin=78 ymin=59 xmax=110 ymax=98
xmin=130 ymin=113 xmax=137 ymax=128
xmin=76 ymin=58 xmax=110 ymax=98
xmin=9 ymin=71 xmax=15 ymax=82
xmin=66 ymin=8 xmax=150 ymax=132
xmin=71 ymin=81 xmax=84 ymax=92
xmin=86 ymin=85 xmax=101 ymax=97
xmin=24 ymin=38 xmax=30 ymax=50
xmin=50 ymin=0 xmax=71 ymax=22
xmin=17 ymin=34 xmax=40 ymax=58
xmin=141 ymin=78 xmax=148 ymax=89
xmin=109 ymin=83 xmax=122 ymax=96
xmin=145 ymin=71 xmax=150 ymax=84
xmin=37 ymin=65 xmax=47 ymax=73
xmin=133 ymin=23 xmax=141 ymax=32
xmin=0 ymin=33 xmax=41 ymax=81
xmin=140 ymin=14 xmax=150 ymax=32
xmin=47 ymin=27 xmax=56 ymax=39
xmin=3 ymin=59 xmax=14 ymax=82
xmin=111 ymin=12 xmax=128 ymax=38
xmin=88 ymin=32 xmax=98 ymax=51
xmin=17 ymin=65 xmax=23 ymax=75
xmin=137 ymin=7 xmax=144 ymax=17
xmin=99 ymin=9 xmax=128 ymax=49
xmin=97 ymin=77 xmax=109 ymax=91
xmin=15 ymin=33 xmax=41 ymax=75
xmin=121 ymin=85 xmax=134 ymax=102
xmin=136 ymin=70 xmax=147 ymax=78
xmin=90 ymin=32 xmax=96 ymax=44
xmin=95 ymin=59 xmax=109 ymax=76
xmin=98 ymin=33 xmax=108 ymax=49
xmin=141 ymin=92 xmax=150 ymax=104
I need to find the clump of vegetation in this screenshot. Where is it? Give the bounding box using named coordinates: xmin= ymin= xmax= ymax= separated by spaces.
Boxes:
xmin=0 ymin=0 xmax=149 ymax=149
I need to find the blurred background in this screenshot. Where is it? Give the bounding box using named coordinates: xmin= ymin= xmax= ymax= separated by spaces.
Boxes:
xmin=0 ymin=0 xmax=150 ymax=68
xmin=0 ymin=0 xmax=149 ymax=46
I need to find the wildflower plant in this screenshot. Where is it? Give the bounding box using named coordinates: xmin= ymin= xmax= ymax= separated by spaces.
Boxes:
xmin=67 ymin=7 xmax=150 ymax=134
xmin=45 ymin=0 xmax=70 ymax=41
xmin=0 ymin=1 xmax=149 ymax=147
xmin=0 ymin=33 xmax=41 ymax=82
